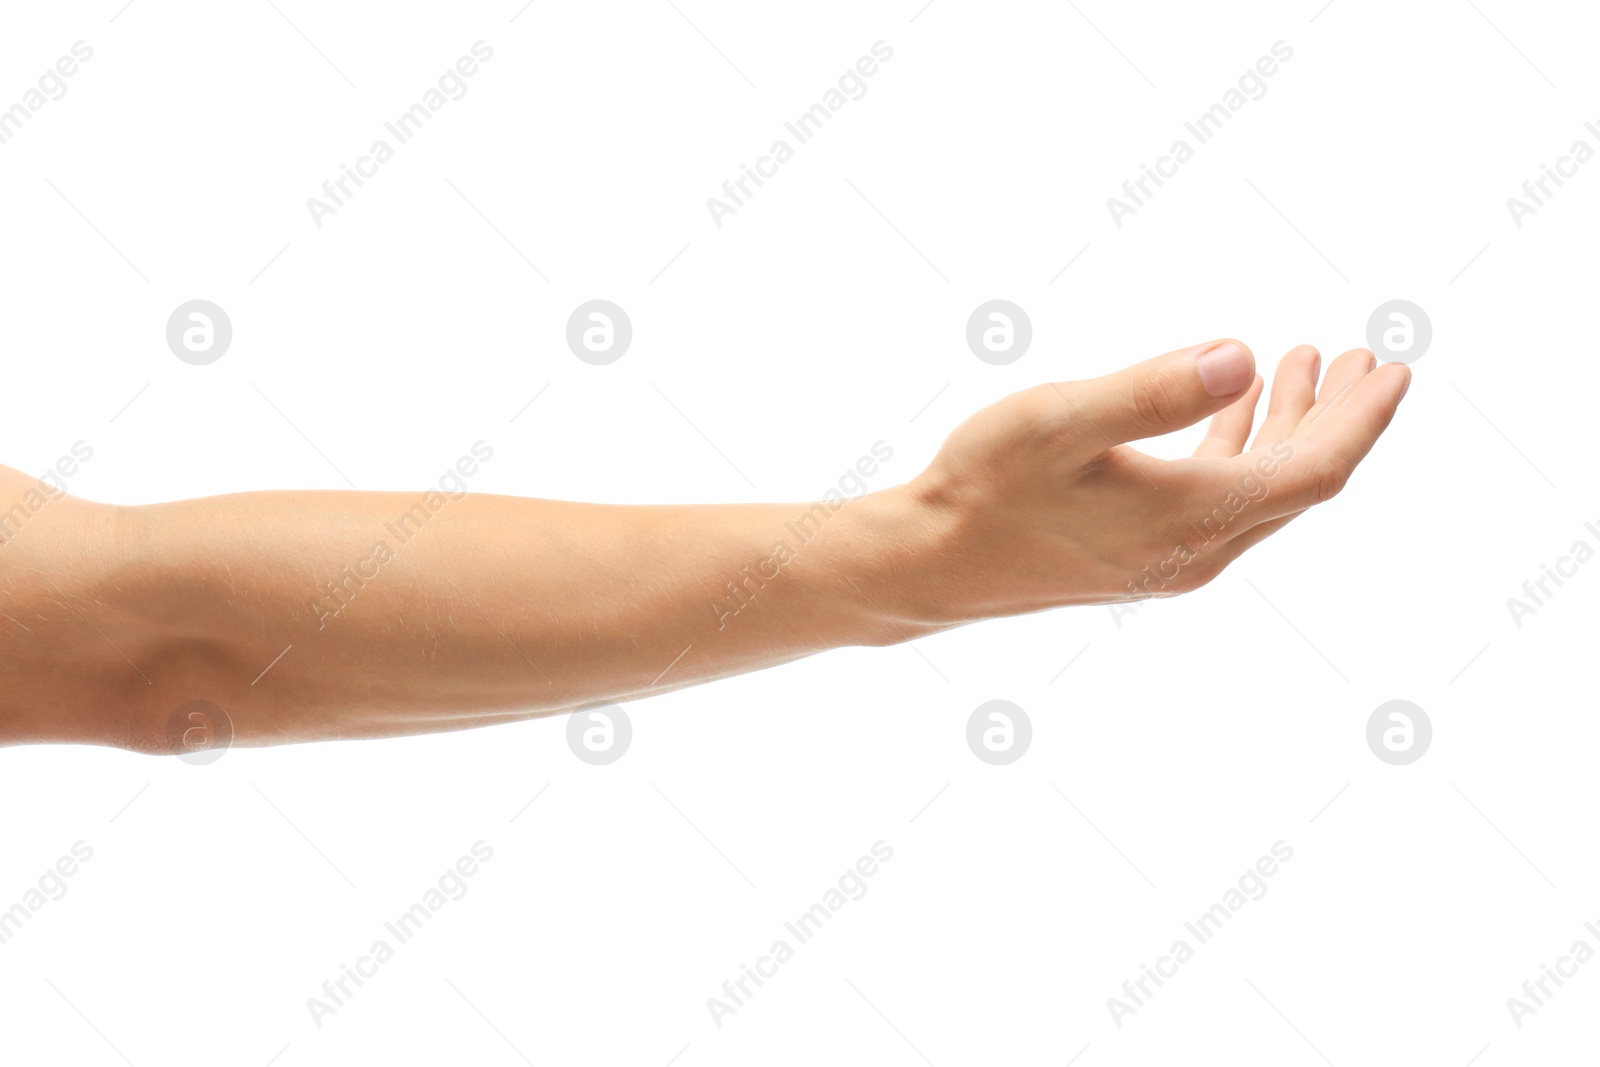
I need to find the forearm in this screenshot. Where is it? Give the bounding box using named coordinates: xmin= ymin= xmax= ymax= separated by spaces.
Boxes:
xmin=66 ymin=485 xmax=936 ymax=749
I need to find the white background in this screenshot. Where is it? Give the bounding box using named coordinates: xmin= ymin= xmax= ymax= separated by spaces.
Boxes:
xmin=1 ymin=1 xmax=1596 ymax=1063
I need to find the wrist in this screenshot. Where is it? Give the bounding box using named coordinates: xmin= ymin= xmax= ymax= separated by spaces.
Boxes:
xmin=810 ymin=483 xmax=966 ymax=643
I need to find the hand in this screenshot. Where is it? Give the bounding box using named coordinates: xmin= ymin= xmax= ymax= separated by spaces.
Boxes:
xmin=878 ymin=340 xmax=1411 ymax=625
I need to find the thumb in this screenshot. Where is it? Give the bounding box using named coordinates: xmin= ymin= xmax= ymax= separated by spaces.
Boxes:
xmin=1063 ymin=339 xmax=1256 ymax=448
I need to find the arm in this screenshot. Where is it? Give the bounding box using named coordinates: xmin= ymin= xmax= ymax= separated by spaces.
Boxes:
xmin=0 ymin=339 xmax=1409 ymax=752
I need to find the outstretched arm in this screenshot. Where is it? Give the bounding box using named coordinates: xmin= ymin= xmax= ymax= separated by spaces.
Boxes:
xmin=0 ymin=339 xmax=1409 ymax=752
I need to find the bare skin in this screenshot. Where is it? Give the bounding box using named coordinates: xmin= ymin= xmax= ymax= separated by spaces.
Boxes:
xmin=0 ymin=339 xmax=1409 ymax=753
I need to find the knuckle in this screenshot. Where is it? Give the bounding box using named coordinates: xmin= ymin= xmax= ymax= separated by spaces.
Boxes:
xmin=1157 ymin=569 xmax=1199 ymax=595
xmin=1129 ymin=374 xmax=1181 ymax=432
xmin=1014 ymin=384 xmax=1077 ymax=448
xmin=1176 ymin=548 xmax=1225 ymax=593
xmin=1310 ymin=454 xmax=1353 ymax=503
xmin=1015 ymin=383 xmax=1061 ymax=424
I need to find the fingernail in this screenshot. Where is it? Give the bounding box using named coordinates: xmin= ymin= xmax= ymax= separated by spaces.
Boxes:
xmin=1196 ymin=341 xmax=1252 ymax=397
